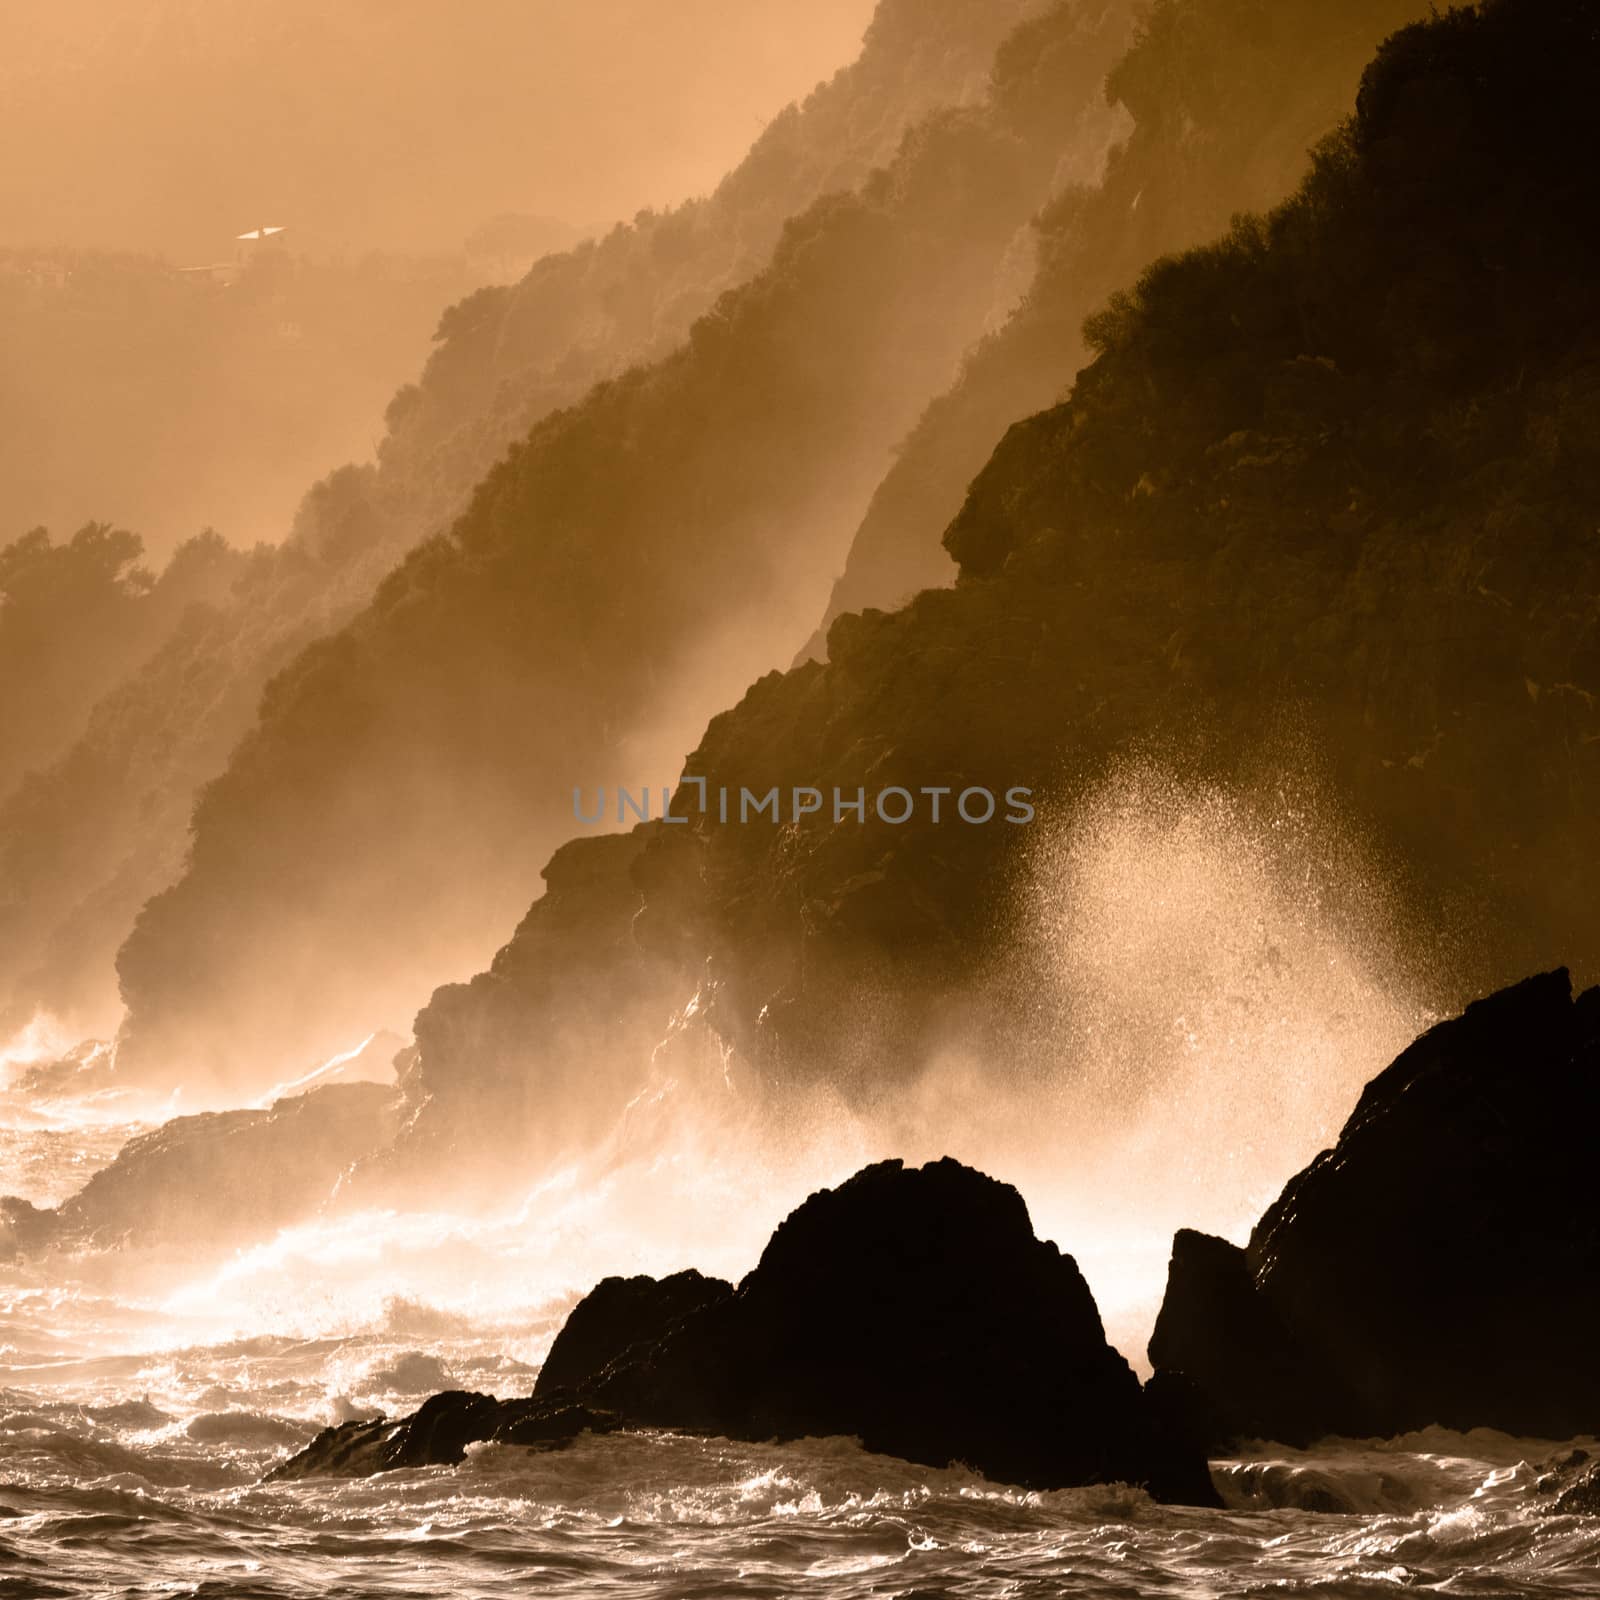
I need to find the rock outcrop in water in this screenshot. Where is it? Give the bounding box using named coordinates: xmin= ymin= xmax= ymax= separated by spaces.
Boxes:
xmin=1148 ymin=970 xmax=1600 ymax=1448
xmin=1534 ymin=1447 xmax=1598 ymax=1516
xmin=272 ymin=1158 xmax=1218 ymax=1505
xmin=1553 ymin=1465 xmax=1600 ymax=1517
xmin=0 ymin=1081 xmax=397 ymax=1254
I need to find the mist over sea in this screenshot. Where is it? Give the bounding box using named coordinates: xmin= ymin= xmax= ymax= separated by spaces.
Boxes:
xmin=1 ymin=1077 xmax=1595 ymax=1600
xmin=7 ymin=760 xmax=1588 ymax=1596
xmin=5 ymin=0 xmax=1600 ymax=1591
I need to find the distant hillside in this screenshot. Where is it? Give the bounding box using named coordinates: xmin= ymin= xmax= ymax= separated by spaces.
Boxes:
xmin=110 ymin=0 xmax=1136 ymax=1088
xmin=0 ymin=523 xmax=242 ymax=799
xmin=0 ymin=246 xmax=475 ymax=555
xmin=0 ymin=0 xmax=1046 ymax=1047
xmin=335 ymin=0 xmax=1055 ymax=587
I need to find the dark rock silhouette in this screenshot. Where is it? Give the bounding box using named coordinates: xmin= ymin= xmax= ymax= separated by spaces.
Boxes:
xmin=1553 ymin=1464 xmax=1600 ymax=1517
xmin=1145 ymin=1230 xmax=1324 ymax=1448
xmin=271 ymin=1158 xmax=1217 ymax=1505
xmin=534 ymin=1270 xmax=732 ymax=1398
xmin=1533 ymin=1446 xmax=1596 ymax=1514
xmin=1149 ymin=971 xmax=1600 ymax=1447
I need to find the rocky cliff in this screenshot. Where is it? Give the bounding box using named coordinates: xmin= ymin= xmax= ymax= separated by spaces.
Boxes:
xmin=0 ymin=1079 xmax=397 ymax=1258
xmin=385 ymin=0 xmax=1600 ymax=1175
xmin=804 ymin=0 xmax=1425 ymax=655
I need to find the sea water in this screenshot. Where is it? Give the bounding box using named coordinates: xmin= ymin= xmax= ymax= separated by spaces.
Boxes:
xmin=3 ymin=1106 xmax=1598 ymax=1600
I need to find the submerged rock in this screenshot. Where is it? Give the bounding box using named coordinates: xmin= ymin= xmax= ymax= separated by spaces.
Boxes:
xmin=85 ymin=1398 xmax=171 ymax=1430
xmin=1149 ymin=971 xmax=1600 ymax=1448
xmin=272 ymin=1157 xmax=1217 ymax=1504
xmin=1534 ymin=1446 xmax=1595 ymax=1514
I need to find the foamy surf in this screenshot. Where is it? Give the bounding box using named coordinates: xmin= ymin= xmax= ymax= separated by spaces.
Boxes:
xmin=3 ymin=1338 xmax=1598 ymax=1600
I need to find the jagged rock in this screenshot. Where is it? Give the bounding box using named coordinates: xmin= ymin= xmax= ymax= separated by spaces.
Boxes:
xmin=592 ymin=1158 xmax=1193 ymax=1494
xmin=1554 ymin=1464 xmax=1600 ymax=1516
xmin=272 ymin=1157 xmax=1217 ymax=1504
xmin=1534 ymin=1445 xmax=1594 ymax=1512
xmin=534 ymin=1270 xmax=732 ymax=1397
xmin=1149 ymin=971 xmax=1600 ymax=1447
xmin=1146 ymin=1231 xmax=1330 ymax=1447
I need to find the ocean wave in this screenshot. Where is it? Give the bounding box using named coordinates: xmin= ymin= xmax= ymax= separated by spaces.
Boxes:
xmin=184 ymin=1410 xmax=317 ymax=1449
xmin=1216 ymin=1429 xmax=1600 ymax=1516
xmin=0 ymin=1420 xmax=1593 ymax=1599
xmin=0 ymin=1423 xmax=242 ymax=1490
xmin=3 ymin=1249 xmax=1598 ymax=1598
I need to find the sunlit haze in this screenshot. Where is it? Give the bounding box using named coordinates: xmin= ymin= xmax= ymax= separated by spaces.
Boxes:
xmin=2 ymin=0 xmax=1598 ymax=1592
xmin=2 ymin=1 xmax=878 ymax=259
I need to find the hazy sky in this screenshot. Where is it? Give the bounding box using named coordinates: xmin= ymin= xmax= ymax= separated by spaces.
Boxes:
xmin=2 ymin=0 xmax=878 ymax=261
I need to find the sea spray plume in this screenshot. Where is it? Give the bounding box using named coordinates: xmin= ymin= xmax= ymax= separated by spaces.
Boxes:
xmin=110 ymin=0 xmax=1140 ymax=1092
xmin=1001 ymin=761 xmax=1431 ymax=1353
xmin=1018 ymin=761 xmax=1426 ymax=1141
xmin=278 ymin=750 xmax=1426 ymax=1373
xmin=0 ymin=0 xmax=1053 ymax=1052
